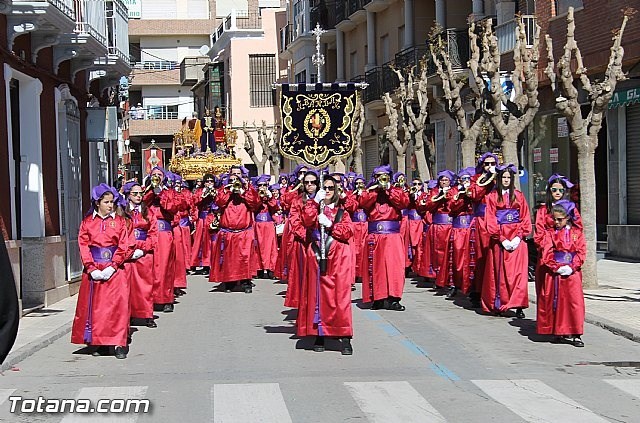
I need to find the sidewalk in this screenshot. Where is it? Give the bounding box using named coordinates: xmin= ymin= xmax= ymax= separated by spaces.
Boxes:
xmin=2 ymin=259 xmax=640 ymax=371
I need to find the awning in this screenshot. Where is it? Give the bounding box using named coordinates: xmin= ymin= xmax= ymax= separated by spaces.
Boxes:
xmin=608 ymin=87 xmax=640 ymax=109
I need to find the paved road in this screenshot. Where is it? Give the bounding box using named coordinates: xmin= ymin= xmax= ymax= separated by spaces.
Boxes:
xmin=1 ymin=275 xmax=639 ymax=422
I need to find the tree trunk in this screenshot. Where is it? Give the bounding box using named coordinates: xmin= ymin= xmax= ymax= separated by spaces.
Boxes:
xmin=577 ymin=140 xmax=598 ymax=289
xmin=352 ymin=147 xmax=363 ymax=174
xmin=461 ymin=134 xmax=477 ymax=169
xmin=396 ymin=152 xmax=406 ymax=175
xmin=413 ymin=130 xmax=431 ymax=180
xmin=501 ymin=134 xmax=520 ymax=190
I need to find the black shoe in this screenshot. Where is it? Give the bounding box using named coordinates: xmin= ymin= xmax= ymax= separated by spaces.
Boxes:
xmin=243 ymin=280 xmax=253 ymax=293
xmin=114 ymin=346 xmax=127 ymax=359
xmin=146 ymin=318 xmax=157 ymax=328
xmin=266 ymin=270 xmax=274 ymax=280
xmin=515 ymin=308 xmax=525 ymax=319
xmin=573 ymin=336 xmax=584 ymax=347
xmin=313 ymin=336 xmax=325 ymax=352
xmin=387 ymin=301 xmax=406 ymax=311
xmin=163 ymin=304 xmax=174 ymax=313
xmin=341 ymin=338 xmax=353 ymax=355
xmin=446 ymin=286 xmax=457 ymax=299
xmin=91 ymin=346 xmax=109 ymax=356
xmin=351 ymin=285 xmax=356 ymax=291
xmin=371 ymin=299 xmax=386 ymax=310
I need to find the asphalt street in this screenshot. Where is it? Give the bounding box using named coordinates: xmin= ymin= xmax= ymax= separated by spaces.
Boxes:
xmin=1 ymin=274 xmax=639 ymax=422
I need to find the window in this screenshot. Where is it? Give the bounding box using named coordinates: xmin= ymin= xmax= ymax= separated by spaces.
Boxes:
xmin=350 ymin=51 xmax=358 ymax=77
xmin=249 ymin=54 xmax=276 ymax=107
xmin=295 ymin=70 xmax=306 ymax=83
xmin=381 ymin=34 xmax=390 ymax=64
xmin=398 ymin=26 xmax=405 ymax=50
xmin=552 ymin=0 xmax=583 ymax=16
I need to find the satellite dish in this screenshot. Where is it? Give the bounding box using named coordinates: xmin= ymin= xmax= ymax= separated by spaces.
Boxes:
xmin=199 ymin=45 xmax=210 ymax=56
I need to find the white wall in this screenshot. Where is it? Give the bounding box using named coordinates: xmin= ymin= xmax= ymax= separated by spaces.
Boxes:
xmin=141 ymin=0 xmax=209 ymax=19
xmin=217 ymin=0 xmax=248 ymax=17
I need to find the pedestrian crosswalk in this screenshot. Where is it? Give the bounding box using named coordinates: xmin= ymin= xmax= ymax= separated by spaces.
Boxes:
xmin=1 ymin=379 xmax=639 ymax=422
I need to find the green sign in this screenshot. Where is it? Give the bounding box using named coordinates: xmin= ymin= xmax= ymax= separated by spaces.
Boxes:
xmin=608 ymin=87 xmax=640 ymax=109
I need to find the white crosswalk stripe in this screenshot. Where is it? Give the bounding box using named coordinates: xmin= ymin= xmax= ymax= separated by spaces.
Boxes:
xmin=212 ymin=383 xmax=293 ymax=423
xmin=605 ymin=379 xmax=640 ymax=399
xmin=344 ymin=381 xmax=446 ymax=423
xmin=60 ymin=386 xmax=148 ymax=423
xmin=472 ymin=379 xmax=609 ymax=423
xmin=0 ymin=389 xmax=16 ymax=406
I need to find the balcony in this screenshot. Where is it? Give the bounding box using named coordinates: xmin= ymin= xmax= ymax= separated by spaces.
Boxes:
xmin=211 ymin=10 xmax=263 ymax=47
xmin=74 ymin=0 xmax=108 ymax=49
xmin=105 ymin=0 xmax=130 ymax=75
xmin=130 ymin=62 xmax=180 ymax=86
xmin=129 ymin=117 xmax=181 ymax=137
xmin=426 ymin=28 xmax=470 ymax=77
xmin=279 ymin=23 xmax=294 ymax=58
xmin=394 ymin=45 xmax=431 ymax=76
xmin=311 ymin=0 xmax=336 ymax=30
xmin=129 ymin=19 xmax=216 ymax=36
xmin=180 ymin=56 xmax=209 ymax=86
xmin=364 ymin=61 xmax=398 ymax=106
xmin=496 ymin=15 xmax=536 ymax=53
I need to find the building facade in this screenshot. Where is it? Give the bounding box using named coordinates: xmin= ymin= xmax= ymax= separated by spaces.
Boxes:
xmin=0 ymin=0 xmax=130 ymax=313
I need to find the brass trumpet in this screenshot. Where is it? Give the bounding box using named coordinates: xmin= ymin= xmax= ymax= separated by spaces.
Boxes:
xmin=202 ymin=186 xmax=216 ymax=198
xmin=409 ymin=186 xmax=419 ymax=195
xmin=477 ymin=171 xmax=496 ymax=187
xmin=368 ymin=174 xmax=390 ymax=191
xmin=144 ymin=173 xmax=163 ymax=193
xmin=225 ymin=179 xmax=243 ymax=193
xmin=258 ymin=186 xmax=268 ymax=198
xmin=394 ymin=175 xmax=406 ymax=187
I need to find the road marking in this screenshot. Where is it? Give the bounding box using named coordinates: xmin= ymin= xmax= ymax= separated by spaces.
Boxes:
xmin=344 ymin=381 xmax=446 ymax=423
xmin=0 ymin=389 xmax=15 ymax=406
xmin=61 ymin=386 xmax=148 ymax=422
xmin=472 ymin=379 xmax=608 ymax=423
xmin=605 ymin=379 xmax=640 ymax=399
xmin=212 ymin=383 xmax=292 ymax=423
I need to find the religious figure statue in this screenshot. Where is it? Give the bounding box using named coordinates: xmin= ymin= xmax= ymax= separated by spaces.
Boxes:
xmin=213 ymin=106 xmax=227 ymax=149
xmin=200 ymin=108 xmax=215 ymax=152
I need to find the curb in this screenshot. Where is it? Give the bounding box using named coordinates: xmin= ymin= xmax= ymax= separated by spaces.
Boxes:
xmin=1 ymin=323 xmax=72 ymax=372
xmin=528 ymin=294 xmax=640 ymax=344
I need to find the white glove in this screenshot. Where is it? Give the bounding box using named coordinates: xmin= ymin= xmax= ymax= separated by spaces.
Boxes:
xmin=238 ymin=188 xmax=245 ymax=195
xmin=266 ymin=190 xmax=273 ymax=198
xmin=102 ymin=266 xmax=116 ymax=280
xmin=557 ymin=265 xmax=573 ymax=276
xmin=501 ymin=239 xmax=512 ymax=250
xmin=383 ymin=182 xmax=391 ymax=190
xmin=314 ymin=189 xmax=327 ymax=204
xmin=132 ymin=249 xmax=144 ymax=260
xmin=318 ymin=213 xmax=332 ymax=228
xmin=90 ymin=269 xmax=104 ymax=281
xmin=510 ymin=236 xmax=521 ymax=250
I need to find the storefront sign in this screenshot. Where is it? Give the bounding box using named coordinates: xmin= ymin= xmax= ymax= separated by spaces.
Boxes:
xmin=608 ymin=87 xmax=640 ymax=109
xmin=533 ymin=148 xmax=542 ymax=163
xmin=557 ymin=117 xmax=569 ymax=138
xmin=123 ymin=0 xmax=141 ymax=19
xmin=550 ymin=148 xmax=559 ymax=163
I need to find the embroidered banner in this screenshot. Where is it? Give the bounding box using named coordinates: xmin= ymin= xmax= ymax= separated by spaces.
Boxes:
xmin=279 ymin=84 xmax=357 ymax=167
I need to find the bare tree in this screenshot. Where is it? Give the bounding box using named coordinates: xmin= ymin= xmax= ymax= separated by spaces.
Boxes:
xmin=483 ymin=16 xmax=541 ymax=170
xmin=241 ymin=122 xmax=266 ymax=173
xmin=544 ymin=7 xmax=633 ymax=288
xmin=256 ymin=120 xmax=281 ymax=175
xmin=382 ymin=92 xmax=407 ymax=175
xmin=350 ymin=94 xmax=365 ymax=174
xmin=430 ymin=22 xmax=487 ymax=168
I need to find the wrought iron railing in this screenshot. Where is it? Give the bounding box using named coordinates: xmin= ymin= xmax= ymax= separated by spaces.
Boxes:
xmin=74 ymin=0 xmax=108 ymax=48
xmin=132 ymin=61 xmax=178 ymax=70
xmin=311 ymin=0 xmax=337 ymax=30
xmin=106 ymin=0 xmax=129 ymax=63
xmin=497 ymin=16 xmax=537 ymax=53
xmin=280 ymin=24 xmax=293 ymax=53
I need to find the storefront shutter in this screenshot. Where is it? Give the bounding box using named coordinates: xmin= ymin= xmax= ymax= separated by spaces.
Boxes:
xmin=364 ymin=137 xmax=379 ymax=179
xmin=626 ymin=104 xmax=640 ymax=224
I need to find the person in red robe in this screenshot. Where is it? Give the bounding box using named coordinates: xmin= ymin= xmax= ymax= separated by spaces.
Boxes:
xmin=179 ymin=180 xmax=193 ymax=272
xmin=283 ymin=165 xmax=311 ymax=308
xmin=169 ymin=173 xmax=190 ymax=295
xmin=392 ymin=172 xmax=411 ymax=268
xmin=143 ymin=166 xmax=181 ymax=313
xmin=415 ymin=180 xmax=436 ymax=278
xmin=533 ymin=174 xmax=583 ymax=294
xmin=292 ymin=175 xmax=354 ymax=355
xmin=406 ymin=177 xmax=424 ymax=273
xmin=122 ymin=182 xmax=158 ymax=328
xmin=466 ymin=153 xmax=498 ymax=307
xmin=209 ymin=171 xmax=262 ymax=292
xmin=349 ymin=175 xmax=368 ymax=284
xmin=537 ymin=201 xmax=586 ymax=347
xmin=72 ymin=184 xmax=134 ymax=359
xmin=447 ymin=167 xmax=476 ymax=298
xmin=358 ymin=165 xmax=410 ymax=311
xmin=254 ymin=175 xmax=279 ymax=279
xmin=418 ymin=170 xmax=455 ymax=292
xmin=482 ymin=164 xmax=532 ymax=317
xmin=190 ymin=173 xmax=216 ymax=274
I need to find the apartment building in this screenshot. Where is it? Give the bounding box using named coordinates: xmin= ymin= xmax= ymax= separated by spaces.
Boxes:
xmin=0 ymin=0 xmax=130 ymax=312
xmin=192 ymin=1 xmax=285 ymax=175
xmin=127 ymin=0 xmax=217 ymax=175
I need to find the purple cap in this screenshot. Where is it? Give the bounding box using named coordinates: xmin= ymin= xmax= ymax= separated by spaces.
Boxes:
xmin=437 ymin=170 xmax=455 ymax=182
xmin=151 ymin=166 xmax=166 ymax=176
xmin=122 ymin=181 xmax=140 ymax=195
xmin=476 ymin=152 xmax=499 ymax=173
xmin=457 ymin=167 xmax=476 ymax=179
xmin=91 ymin=183 xmax=113 ymax=201
xmin=392 ymin=172 xmax=406 ymax=183
xmin=555 ymin=199 xmax=576 ymax=219
xmin=427 ymin=180 xmax=438 ymax=189
xmin=497 ymin=163 xmax=517 ymax=174
xmin=548 ymin=173 xmax=575 ymax=189
xmin=254 ymin=174 xmax=271 ymax=186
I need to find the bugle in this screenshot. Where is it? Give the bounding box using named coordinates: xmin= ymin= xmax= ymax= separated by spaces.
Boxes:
xmin=477 ymin=171 xmax=496 ymax=187
xmin=431 ymin=188 xmax=448 ymax=202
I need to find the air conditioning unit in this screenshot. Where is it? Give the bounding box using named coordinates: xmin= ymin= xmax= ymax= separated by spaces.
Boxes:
xmin=86 ymin=107 xmax=119 ymax=142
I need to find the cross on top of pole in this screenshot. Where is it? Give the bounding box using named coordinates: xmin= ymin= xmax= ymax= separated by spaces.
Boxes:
xmin=311 ymin=23 xmax=326 ymax=83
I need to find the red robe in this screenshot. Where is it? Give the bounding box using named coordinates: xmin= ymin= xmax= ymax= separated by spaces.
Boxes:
xmin=467 ymin=174 xmax=496 ymax=294
xmin=448 ymin=186 xmax=474 ymax=293
xmin=271 ymin=200 xmax=287 ymax=278
xmin=419 ymin=187 xmax=453 ymax=287
xmin=413 ymin=209 xmax=432 ymax=276
xmin=126 ymin=207 xmax=158 ymax=319
xmin=143 ymin=188 xmax=180 ymax=305
xmin=179 ymin=189 xmax=194 ymax=270
xmin=347 ymin=191 xmax=368 ymax=281
xmin=209 ymin=186 xmax=261 ymax=283
xmin=72 ymin=213 xmax=134 ymax=346
xmin=172 ymin=191 xmax=190 ymax=289
xmin=293 ymin=201 xmax=354 ymax=337
xmin=482 ymin=190 xmax=532 ymax=313
xmin=537 ymin=225 xmax=586 ymax=335
xmin=405 ymin=196 xmax=423 ymax=269
xmin=254 ymin=197 xmax=279 ymax=271
xmin=358 ymin=187 xmax=410 ymax=302
xmin=190 ymin=187 xmax=215 ymax=267
xmin=284 ymin=193 xmax=308 ymax=308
